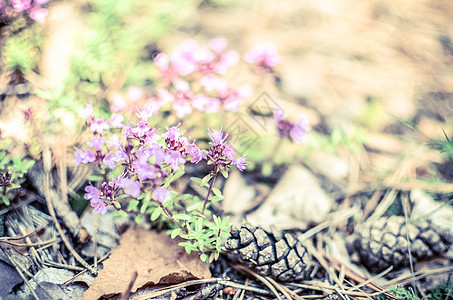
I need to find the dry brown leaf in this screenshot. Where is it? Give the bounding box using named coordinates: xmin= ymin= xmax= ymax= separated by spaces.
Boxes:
xmin=83 ymin=226 xmax=211 ymax=300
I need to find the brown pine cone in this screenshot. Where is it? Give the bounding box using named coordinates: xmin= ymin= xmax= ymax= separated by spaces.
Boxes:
xmin=222 ymin=225 xmax=312 ymax=282
xmin=353 ymin=216 xmax=453 ymax=273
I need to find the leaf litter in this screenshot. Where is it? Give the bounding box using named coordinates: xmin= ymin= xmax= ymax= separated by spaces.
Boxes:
xmin=83 ymin=226 xmax=211 ymax=300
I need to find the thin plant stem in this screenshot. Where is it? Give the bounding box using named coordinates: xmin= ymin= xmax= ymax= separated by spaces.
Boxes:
xmin=202 ymin=165 xmax=218 ymax=215
xmin=158 ymin=202 xmax=187 ymax=235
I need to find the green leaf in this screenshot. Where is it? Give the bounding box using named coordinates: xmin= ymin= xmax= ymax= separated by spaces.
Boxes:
xmin=134 ymin=215 xmax=142 ymax=224
xmin=187 ymin=202 xmax=203 ymax=212
xmin=173 ymin=214 xmax=191 ymax=221
xmin=211 ymin=195 xmax=223 ymax=202
xmin=112 ymin=210 xmax=128 ymax=218
xmin=190 ymin=177 xmax=203 ymax=186
xmin=1 ymin=195 xmax=10 ymax=206
xmin=220 ymin=169 xmax=229 ymax=178
xmin=211 ymin=188 xmax=222 ymax=197
xmin=171 ymin=170 xmax=185 ymax=182
xmin=200 ymin=253 xmax=207 ymax=263
xmin=127 ymin=199 xmax=139 ymax=212
xmin=140 ymin=198 xmax=150 ymax=214
xmin=170 ymin=228 xmax=181 ymax=239
xmin=201 ymin=174 xmax=211 ymax=187
xmin=151 ymin=207 xmax=162 ymax=221
xmin=88 ymin=175 xmax=104 ymax=182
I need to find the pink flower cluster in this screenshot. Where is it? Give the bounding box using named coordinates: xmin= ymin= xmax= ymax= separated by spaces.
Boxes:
xmin=0 ymin=0 xmax=48 ymax=23
xmin=244 ymin=43 xmax=281 ymax=72
xmin=274 ymin=110 xmax=310 ymax=143
xmin=153 ymin=38 xmax=252 ymax=118
xmin=74 ymin=105 xmax=247 ymax=214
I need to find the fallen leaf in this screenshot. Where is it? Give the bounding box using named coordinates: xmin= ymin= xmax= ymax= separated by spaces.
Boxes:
xmin=83 ymin=226 xmax=211 ymax=300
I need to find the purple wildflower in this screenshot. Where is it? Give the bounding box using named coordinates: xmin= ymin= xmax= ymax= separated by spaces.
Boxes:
xmin=222 ymin=145 xmax=237 ymax=160
xmin=73 ymin=150 xmax=96 ymax=164
xmin=84 ymin=185 xmax=101 ymax=203
xmin=147 ymin=143 xmax=166 ymax=164
xmin=102 ymin=152 xmax=116 ymax=169
xmin=153 ymin=187 xmax=170 ymax=203
xmin=90 ymin=118 xmax=110 ymax=134
xmin=274 ymin=111 xmax=310 ymax=143
xmin=233 ymin=156 xmax=248 ymax=171
xmin=165 ymin=151 xmax=186 ymax=170
xmin=119 ymin=178 xmax=141 ymax=198
xmin=87 ymin=137 xmax=105 ymax=151
xmin=92 ymin=202 xmax=107 ymax=215
xmin=133 ymin=151 xmax=157 ymax=180
xmin=208 ymin=128 xmax=227 ymax=146
xmin=290 ymin=116 xmax=310 ymax=143
xmin=132 ymin=120 xmax=150 ymax=138
xmin=122 ymin=124 xmax=134 ymax=137
xmin=186 ymin=144 xmax=206 ymax=164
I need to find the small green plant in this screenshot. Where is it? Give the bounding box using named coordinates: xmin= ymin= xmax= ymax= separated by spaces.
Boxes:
xmin=0 ymin=142 xmax=35 ymax=205
xmin=377 ymin=286 xmax=420 ymax=300
xmin=74 ymin=105 xmax=247 ymax=263
xmin=429 ymin=281 xmax=453 ymax=300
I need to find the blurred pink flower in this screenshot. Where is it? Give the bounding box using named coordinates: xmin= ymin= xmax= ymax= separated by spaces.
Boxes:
xmin=192 ymin=95 xmax=220 ymax=113
xmin=127 ymin=86 xmax=143 ymax=101
xmin=245 ymin=43 xmax=281 ymax=70
xmin=173 ymin=100 xmax=192 ymax=118
xmin=200 ymin=75 xmax=227 ymax=92
xmin=111 ymin=94 xmax=126 ymax=112
xmin=78 ymin=104 xmax=93 ymax=119
xmin=12 ymin=0 xmax=31 ymax=12
xmin=209 ymin=38 xmax=228 ymax=52
xmin=29 ymin=6 xmax=47 ymax=23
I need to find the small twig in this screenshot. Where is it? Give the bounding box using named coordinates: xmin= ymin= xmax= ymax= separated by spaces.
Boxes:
xmin=121 ymin=271 xmax=138 ymax=300
xmin=234 ymin=265 xmax=285 ymax=300
xmin=134 ymin=278 xmax=220 ymax=299
xmin=298 ymin=208 xmax=358 ymax=242
xmin=63 ymin=252 xmax=111 ymax=285
xmin=41 ymin=260 xmax=85 ymax=271
xmin=0 ymin=222 xmax=48 ymax=241
xmin=302 ymin=239 xmax=344 ymax=290
xmin=42 ymin=149 xmax=96 ymax=275
xmin=18 ymin=225 xmax=42 ymax=269
xmin=0 ymin=237 xmax=60 ymax=248
xmin=158 ymin=202 xmax=187 ymax=235
xmin=382 ymin=266 xmax=453 ymax=288
xmin=266 ymin=277 xmax=301 ymax=300
xmin=325 ymin=254 xmax=395 ymax=298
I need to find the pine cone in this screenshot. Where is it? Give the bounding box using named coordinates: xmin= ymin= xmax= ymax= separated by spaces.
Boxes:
xmin=222 ymin=225 xmax=312 ymax=282
xmin=353 ymin=216 xmax=453 ymax=272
